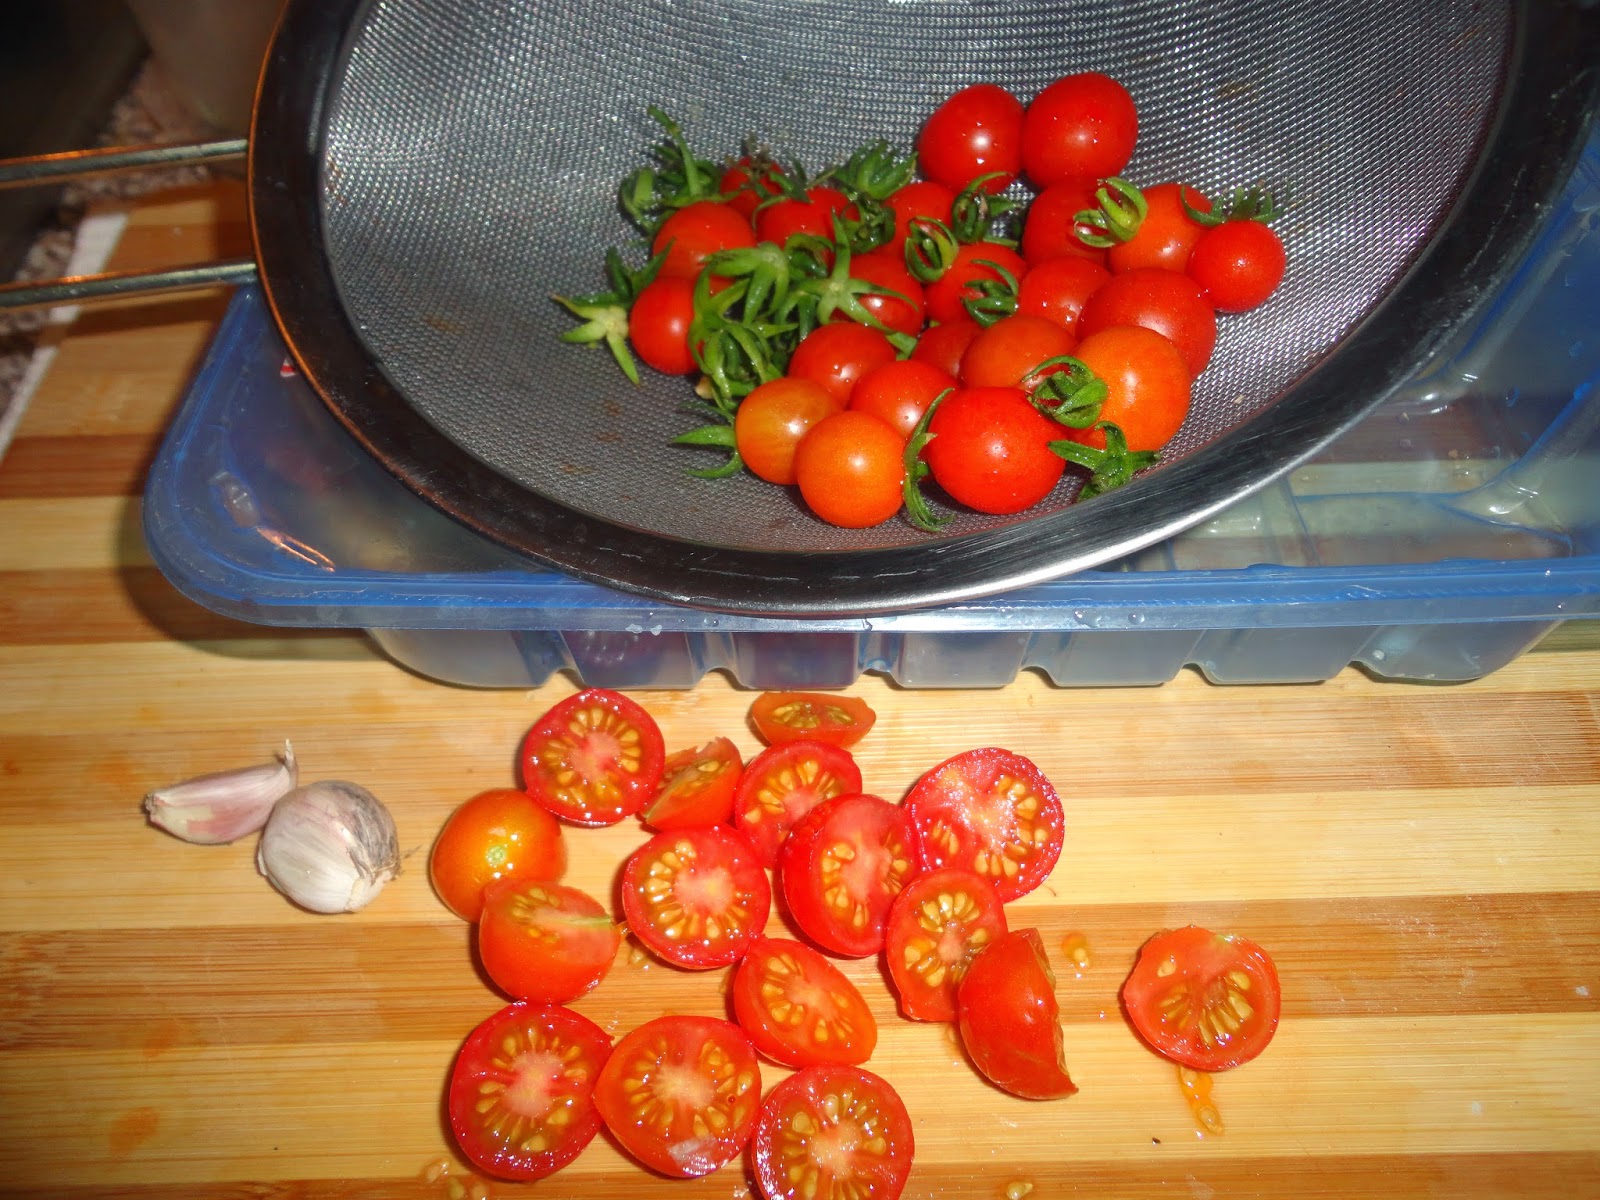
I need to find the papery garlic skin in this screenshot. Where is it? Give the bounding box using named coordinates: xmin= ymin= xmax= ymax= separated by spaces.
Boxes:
xmin=143 ymin=742 xmax=298 ymax=845
xmin=256 ymin=780 xmax=401 ymax=913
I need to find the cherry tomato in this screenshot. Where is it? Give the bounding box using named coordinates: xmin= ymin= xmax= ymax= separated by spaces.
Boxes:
xmin=736 ymin=376 xmax=841 ymax=486
xmin=593 ymin=1015 xmax=763 ymax=1178
xmin=520 ymin=688 xmax=666 ymax=827
xmin=918 ymin=82 xmax=1024 ymax=194
xmin=1121 ymin=925 xmax=1283 ymax=1071
xmin=721 ymin=156 xmax=785 ymax=222
xmin=779 ymin=793 xmax=919 ymax=958
xmin=956 ymin=928 xmax=1078 ymax=1100
xmin=903 ymin=747 xmax=1064 ymax=902
xmin=1020 ymin=177 xmax=1108 ymax=266
xmin=477 ymin=879 xmax=621 ymax=1002
xmin=733 ymin=739 xmax=864 ymax=867
xmin=1021 ymin=72 xmax=1138 ymax=186
xmin=958 ymin=313 xmax=1076 ymax=390
xmin=787 ymin=322 xmax=901 ymax=408
xmin=1067 ymin=324 xmax=1192 ymax=452
xmin=642 ymin=737 xmax=744 ymax=830
xmin=750 ymin=1066 xmax=914 ymax=1200
xmin=629 ymin=275 xmax=697 ymax=376
xmin=732 ymin=936 xmax=878 ymax=1067
xmin=652 ymin=200 xmax=756 ymax=281
xmin=850 ymin=358 xmax=957 ymax=440
xmin=1186 ymin=220 xmax=1287 ymax=313
xmin=1077 ymin=267 xmax=1216 ymax=377
xmin=921 ymin=386 xmax=1065 ymax=515
xmin=620 ymin=825 xmax=772 ymax=969
xmin=750 ymin=691 xmax=878 ymax=749
xmin=925 ymin=242 xmax=1028 ymax=326
xmin=883 ymin=867 xmax=1007 ymax=1022
xmin=795 ymin=411 xmax=906 ymax=528
xmin=429 ymin=789 xmax=567 ymax=922
xmin=884 ymin=179 xmax=958 ymax=252
xmin=756 ymin=185 xmax=857 ymax=246
xmin=1108 ymin=182 xmax=1212 ymax=274
xmin=847 ymin=249 xmax=926 ymax=337
xmin=447 ymin=1002 xmax=612 ymax=1181
xmin=1016 ymin=255 xmax=1110 ymax=337
xmin=910 ymin=316 xmax=984 ymax=379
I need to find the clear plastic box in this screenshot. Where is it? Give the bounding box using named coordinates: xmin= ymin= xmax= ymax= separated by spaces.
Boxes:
xmin=142 ymin=132 xmax=1600 ymax=690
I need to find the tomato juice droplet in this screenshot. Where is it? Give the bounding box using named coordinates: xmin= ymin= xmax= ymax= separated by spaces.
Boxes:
xmin=1060 ymin=931 xmax=1092 ymax=975
xmin=1177 ymin=1064 xmax=1225 ymax=1135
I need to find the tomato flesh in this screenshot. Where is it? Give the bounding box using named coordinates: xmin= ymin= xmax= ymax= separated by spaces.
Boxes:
xmin=750 ymin=1065 xmax=915 ymax=1200
xmin=957 ymin=928 xmax=1077 ymax=1100
xmin=779 ymin=793 xmax=919 ymax=958
xmin=477 ymin=879 xmax=620 ymax=1003
xmin=733 ymin=739 xmax=864 ymax=867
xmin=621 ymin=825 xmax=772 ymax=969
xmin=883 ymin=867 xmax=1007 ymax=1022
xmin=520 ymin=689 xmax=666 ymax=827
xmin=642 ymin=737 xmax=744 ymax=830
xmin=733 ymin=935 xmax=878 ymax=1068
xmin=429 ymin=789 xmax=566 ymax=922
xmin=750 ymin=691 xmax=878 ymax=749
xmin=1121 ymin=925 xmax=1282 ymax=1071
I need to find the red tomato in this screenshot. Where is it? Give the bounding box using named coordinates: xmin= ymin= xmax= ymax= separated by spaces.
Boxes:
xmin=735 ymin=376 xmax=841 ymax=486
xmin=884 ymin=179 xmax=958 ymax=251
xmin=628 ymin=275 xmax=697 ymax=376
xmin=720 ymin=156 xmax=785 ymax=222
xmin=593 ymin=1015 xmax=763 ymax=1178
xmin=779 ymin=793 xmax=919 ymax=958
xmin=1020 ymin=177 xmax=1108 ymax=266
xmin=1016 ymin=255 xmax=1111 ymax=337
xmin=956 ymin=928 xmax=1078 ymax=1100
xmin=1121 ymin=925 xmax=1283 ymax=1070
xmin=429 ymin=789 xmax=567 ymax=922
xmin=750 ymin=691 xmax=878 ymax=749
xmin=847 ymin=249 xmax=927 ymax=337
xmin=750 ymin=1066 xmax=915 ymax=1200
xmin=1021 ymin=72 xmax=1138 ymax=186
xmin=732 ymin=936 xmax=878 ymax=1067
xmin=924 ymin=242 xmax=1028 ymax=326
xmin=733 ymin=739 xmax=864 ymax=867
xmin=521 ymin=688 xmax=666 ymax=827
xmin=477 ymin=879 xmax=621 ymax=1002
xmin=642 ymin=737 xmax=744 ymax=830
xmin=883 ymin=866 xmax=1008 ymax=1022
xmin=910 ymin=317 xmax=984 ymax=378
xmin=652 ymin=200 xmax=756 ymax=281
xmin=1067 ymin=325 xmax=1192 ymax=452
xmin=1077 ymin=267 xmax=1217 ymax=377
xmin=447 ymin=1002 xmax=612 ymax=1181
xmin=1109 ymin=182 xmax=1212 ymax=274
xmin=787 ymin=322 xmax=901 ymax=407
xmin=1186 ymin=220 xmax=1287 ymax=313
xmin=921 ymin=386 xmax=1065 ymax=515
xmin=959 ymin=313 xmax=1077 ymax=390
xmin=850 ymin=358 xmax=957 ymax=440
xmin=756 ymin=186 xmax=857 ymax=246
xmin=918 ymin=82 xmax=1025 ymax=193
xmin=903 ymin=747 xmax=1064 ymax=902
xmin=795 ymin=411 xmax=907 ymax=529
xmin=620 ymin=825 xmax=772 ymax=969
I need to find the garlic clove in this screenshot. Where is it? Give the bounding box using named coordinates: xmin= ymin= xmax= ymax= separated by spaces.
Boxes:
xmin=143 ymin=741 xmax=298 ymax=845
xmin=256 ymin=780 xmax=401 ymax=914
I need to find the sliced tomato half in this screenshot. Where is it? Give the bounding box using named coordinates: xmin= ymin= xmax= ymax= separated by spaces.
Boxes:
xmin=956 ymin=927 xmax=1077 ymax=1100
xmin=779 ymin=793 xmax=919 ymax=958
xmin=733 ymin=739 xmax=863 ymax=867
xmin=621 ymin=825 xmax=772 ymax=969
xmin=883 ymin=867 xmax=1007 ymax=1022
xmin=520 ymin=688 xmax=666 ymax=826
xmin=476 ymin=879 xmax=621 ymax=1003
xmin=642 ymin=736 xmax=744 ymax=830
xmin=732 ymin=936 xmax=877 ymax=1068
xmin=750 ymin=1065 xmax=915 ymax=1200
xmin=750 ymin=691 xmax=878 ymax=749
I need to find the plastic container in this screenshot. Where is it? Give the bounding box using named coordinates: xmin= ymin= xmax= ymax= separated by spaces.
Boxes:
xmin=143 ymin=132 xmax=1600 ymax=690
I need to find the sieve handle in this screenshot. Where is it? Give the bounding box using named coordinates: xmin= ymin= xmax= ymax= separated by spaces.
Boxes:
xmin=0 ymin=139 xmax=247 ymax=190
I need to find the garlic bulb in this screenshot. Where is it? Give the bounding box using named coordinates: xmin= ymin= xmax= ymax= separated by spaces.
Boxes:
xmin=144 ymin=742 xmax=298 ymax=844
xmin=256 ymin=781 xmax=400 ymax=913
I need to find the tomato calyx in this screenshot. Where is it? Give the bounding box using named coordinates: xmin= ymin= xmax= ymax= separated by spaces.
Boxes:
xmin=901 ymin=387 xmax=954 ymax=533
xmin=620 ymin=106 xmax=723 ymax=235
xmin=1049 ymin=420 xmax=1160 ymax=498
xmin=554 ymin=247 xmax=670 ymax=386
xmin=822 ymin=138 xmax=918 ymax=203
xmin=1027 ymin=355 xmax=1107 ymax=427
xmin=1183 ymin=182 xmax=1283 ymax=227
xmin=903 ymin=218 xmax=961 ymax=284
xmin=959 ymin=259 xmax=1024 ymax=327
xmin=1072 ymin=175 xmax=1149 ymax=248
xmin=948 ymin=174 xmax=1024 ymax=245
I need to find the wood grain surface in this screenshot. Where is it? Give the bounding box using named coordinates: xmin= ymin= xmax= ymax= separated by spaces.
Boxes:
xmin=1 ymin=182 xmax=1598 ymax=1200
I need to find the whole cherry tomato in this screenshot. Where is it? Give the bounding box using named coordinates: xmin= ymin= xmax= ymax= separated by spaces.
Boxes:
xmin=918 ymin=83 xmax=1025 ymax=193
xmin=794 ymin=410 xmax=907 ymax=528
xmin=1109 ymin=182 xmax=1212 ymax=274
xmin=1068 ymin=324 xmax=1192 ymax=452
xmin=851 ymin=358 xmax=958 ymax=440
xmin=786 ymin=322 xmax=900 ymax=407
xmin=628 ymin=275 xmax=697 ymax=376
xmin=735 ymin=377 xmax=841 ymax=486
xmin=1020 ymin=177 xmax=1108 ymax=266
xmin=651 ymin=199 xmax=755 ymax=281
xmin=1187 ymin=219 xmax=1287 ymax=312
xmin=884 ymin=179 xmax=959 ymax=252
xmin=756 ymin=185 xmax=857 ymax=246
xmin=922 ymin=386 xmax=1065 ymax=514
xmin=429 ymin=789 xmax=567 ymax=921
xmin=1021 ymin=71 xmax=1138 ymax=186
xmin=1016 ymin=255 xmax=1111 ymax=337
xmin=1077 ymin=267 xmax=1217 ymax=377
xmin=847 ymin=249 xmax=927 ymax=337
xmin=959 ymin=313 xmax=1077 ymax=390
xmin=910 ymin=316 xmax=985 ymax=378
xmin=924 ymin=242 xmax=1029 ymax=326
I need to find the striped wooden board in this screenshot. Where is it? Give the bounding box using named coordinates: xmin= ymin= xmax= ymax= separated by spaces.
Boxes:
xmin=1 ymin=182 xmax=1598 ymax=1200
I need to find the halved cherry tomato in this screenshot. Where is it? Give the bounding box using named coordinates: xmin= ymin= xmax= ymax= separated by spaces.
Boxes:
xmin=733 ymin=739 xmax=863 ymax=867
xmin=594 ymin=1015 xmax=763 ymax=1178
xmin=652 ymin=199 xmax=756 ymax=281
xmin=521 ymin=688 xmax=666 ymax=827
xmin=903 ymin=747 xmax=1064 ymax=902
xmin=477 ymin=878 xmax=621 ymax=1003
xmin=642 ymin=737 xmax=744 ymax=830
xmin=732 ymin=936 xmax=878 ymax=1067
xmin=1120 ymin=925 xmax=1282 ymax=1071
xmin=620 ymin=825 xmax=772 ymax=969
xmin=957 ymin=928 xmax=1078 ymax=1100
xmin=1076 ymin=267 xmax=1217 ymax=377
xmin=918 ymin=83 xmax=1024 ymax=194
xmin=850 ymin=358 xmax=957 ymax=441
xmin=1021 ymin=71 xmax=1138 ymax=186
xmin=750 ymin=691 xmax=878 ymax=749
xmin=750 ymin=1065 xmax=915 ymax=1200
xmin=447 ymin=1002 xmax=613 ymax=1181
xmin=429 ymin=788 xmax=567 ymax=922
xmin=779 ymin=793 xmax=919 ymax=958
xmin=883 ymin=867 xmax=1007 ymax=1022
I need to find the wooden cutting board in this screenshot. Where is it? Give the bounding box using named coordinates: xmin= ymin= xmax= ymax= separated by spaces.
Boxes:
xmin=1 ymin=182 xmax=1598 ymax=1200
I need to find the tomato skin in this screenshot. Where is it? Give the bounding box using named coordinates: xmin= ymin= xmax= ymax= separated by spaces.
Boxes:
xmin=1021 ymin=72 xmax=1138 ymax=186
xmin=477 ymin=879 xmax=621 ymax=1003
xmin=1016 ymin=255 xmax=1111 ymax=337
xmin=447 ymin=1002 xmax=613 ymax=1181
xmin=642 ymin=737 xmax=744 ymax=830
xmin=919 ymin=82 xmax=1025 ymax=193
xmin=779 ymin=792 xmax=919 ymax=958
xmin=910 ymin=317 xmax=984 ymax=379
xmin=756 ymin=186 xmax=858 ymax=246
xmin=521 ymin=688 xmax=667 ymax=827
xmin=736 ymin=377 xmax=841 ymax=486
xmin=652 ymin=200 xmax=756 ymax=281
xmin=922 ymin=386 xmax=1065 ymax=515
xmin=959 ymin=312 xmax=1077 ymax=390
xmin=847 ymin=249 xmax=927 ymax=337
xmin=732 ymin=936 xmax=878 ymax=1067
xmin=1077 ymin=267 xmax=1217 ymax=377
xmin=594 ymin=1015 xmax=763 ymax=1179
xmin=795 ymin=411 xmax=906 ymax=529
xmin=1021 ymin=177 xmax=1108 ymax=266
xmin=733 ymin=739 xmax=864 ymax=867
xmin=884 ymin=179 xmax=958 ymax=252
xmin=957 ymin=928 xmax=1078 ymax=1100
xmin=750 ymin=1065 xmax=915 ymax=1200
xmin=1067 ymin=325 xmax=1192 ymax=452
xmin=629 ymin=275 xmax=697 ymax=376
xmin=903 ymin=747 xmax=1065 ymax=902
xmin=429 ymin=789 xmax=567 ymax=922
xmin=1121 ymin=925 xmax=1283 ymax=1071
xmin=1108 ymin=182 xmax=1212 ymax=274
xmin=851 ymin=358 xmax=957 ymax=441
xmin=883 ymin=867 xmax=1008 ymax=1022
xmin=1187 ymin=220 xmax=1287 ymax=313
xmin=721 ymin=156 xmax=785 ymax=221
xmin=620 ymin=825 xmax=772 ymax=969
xmin=925 ymin=242 xmax=1029 ymax=326
xmin=750 ymin=691 xmax=878 ymax=750
xmin=787 ymin=322 xmax=900 ymax=408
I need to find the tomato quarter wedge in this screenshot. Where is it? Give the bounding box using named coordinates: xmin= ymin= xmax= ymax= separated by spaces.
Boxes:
xmin=1120 ymin=925 xmax=1282 ymax=1071
xmin=621 ymin=825 xmax=772 ymax=969
xmin=750 ymin=1065 xmax=914 ymax=1200
xmin=477 ymin=879 xmax=621 ymax=1003
xmin=429 ymin=788 xmax=566 ymax=922
xmin=643 ymin=737 xmax=744 ymax=830
xmin=956 ymin=928 xmax=1077 ymax=1100
xmin=779 ymin=793 xmax=919 ymax=958
xmin=750 ymin=691 xmax=878 ymax=749
xmin=734 ymin=740 xmax=863 ymax=867
xmin=733 ymin=936 xmax=878 ymax=1067
xmin=447 ymin=1002 xmax=612 ymax=1181
xmin=594 ymin=1015 xmax=762 ymax=1178
xmin=883 ymin=867 xmax=1007 ymax=1021
xmin=520 ymin=689 xmax=666 ymax=826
